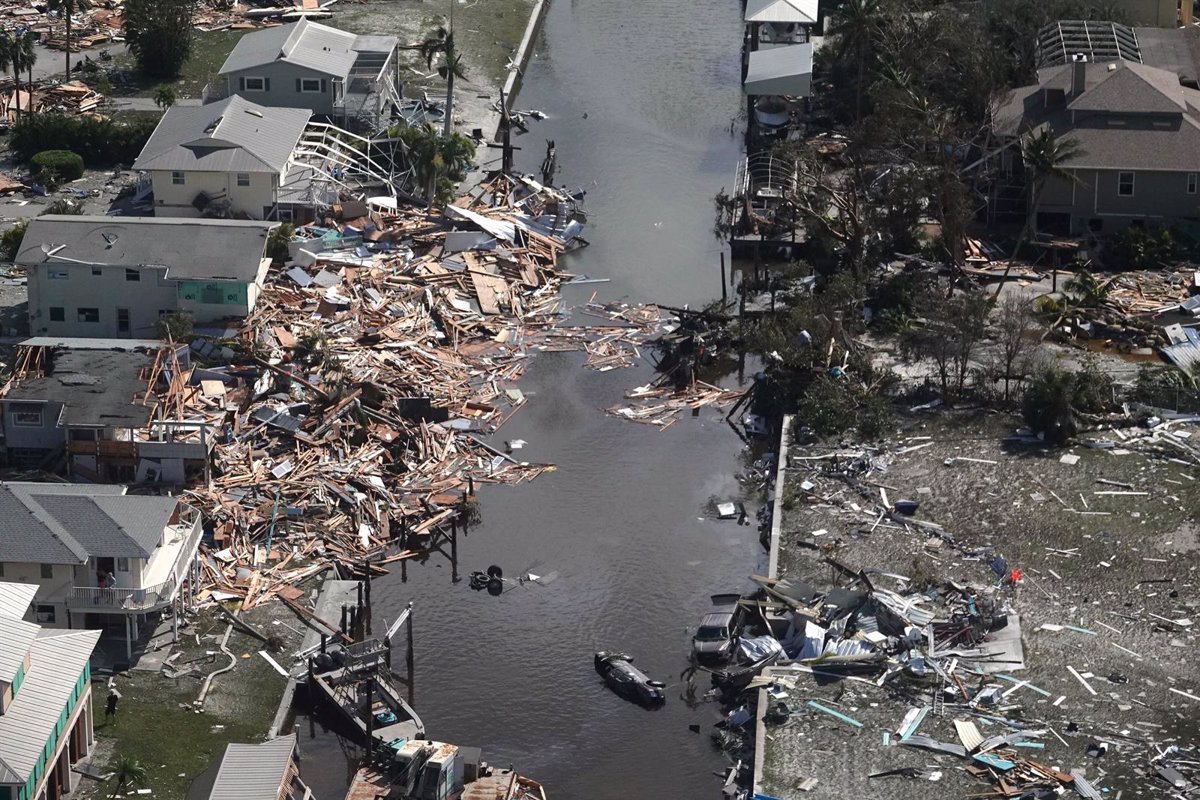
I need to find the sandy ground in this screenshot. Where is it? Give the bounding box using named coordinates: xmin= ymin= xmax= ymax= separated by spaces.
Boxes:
xmin=760 ymin=411 xmax=1200 ymax=800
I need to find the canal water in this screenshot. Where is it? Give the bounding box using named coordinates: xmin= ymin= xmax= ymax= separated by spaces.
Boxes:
xmin=295 ymin=1 xmax=758 ymax=798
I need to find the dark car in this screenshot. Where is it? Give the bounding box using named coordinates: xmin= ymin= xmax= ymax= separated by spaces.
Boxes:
xmin=692 ymin=594 xmax=747 ymax=664
xmin=594 ymin=651 xmax=666 ymax=706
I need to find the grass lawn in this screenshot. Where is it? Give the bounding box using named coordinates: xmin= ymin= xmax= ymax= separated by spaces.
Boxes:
xmin=108 ymin=29 xmax=248 ymax=100
xmin=93 ymin=622 xmax=289 ymax=800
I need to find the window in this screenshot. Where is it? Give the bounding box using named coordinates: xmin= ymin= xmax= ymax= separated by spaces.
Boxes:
xmin=299 ymin=78 xmax=322 ymax=93
xmin=117 ymin=308 xmax=130 ymax=333
xmin=10 ymin=403 xmax=44 ymax=427
xmin=1189 ymin=173 xmax=1198 ymax=195
xmin=171 ymin=171 xmax=186 ymax=185
xmin=77 ymin=307 xmax=99 ymax=323
xmin=48 ymin=268 xmax=68 ymax=280
xmin=0 ymin=562 xmax=4 ymax=577
xmin=243 ymin=76 xmax=266 ymax=91
xmin=91 ymin=266 xmax=103 ymax=276
xmin=236 ymin=173 xmax=251 ymax=187
xmin=40 ymin=564 xmax=52 ymax=579
xmin=1118 ymin=172 xmax=1135 ymax=197
xmin=49 ymin=306 xmax=64 ymax=322
xmin=117 ymin=557 xmax=130 ymax=572
xmin=125 ymin=268 xmax=140 ymax=282
xmin=35 ymin=604 xmax=55 ymax=623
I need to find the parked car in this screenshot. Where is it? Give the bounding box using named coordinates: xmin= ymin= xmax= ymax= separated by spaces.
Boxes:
xmin=593 ymin=651 xmax=666 ymax=706
xmin=692 ymin=593 xmax=747 ymax=664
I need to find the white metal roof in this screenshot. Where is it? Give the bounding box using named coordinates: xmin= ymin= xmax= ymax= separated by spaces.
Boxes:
xmin=0 ymin=628 xmax=99 ymax=784
xmin=220 ymin=19 xmax=359 ymax=77
xmin=744 ymin=43 xmax=814 ymax=96
xmin=209 ymin=736 xmax=296 ymax=800
xmin=0 ymin=582 xmax=37 ymax=621
xmin=133 ymin=96 xmax=311 ymax=175
xmin=0 ymin=616 xmax=37 ymax=685
xmin=744 ymin=0 xmax=819 ymax=24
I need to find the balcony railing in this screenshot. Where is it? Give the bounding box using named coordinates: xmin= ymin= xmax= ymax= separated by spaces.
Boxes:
xmin=66 ymin=520 xmax=203 ymax=612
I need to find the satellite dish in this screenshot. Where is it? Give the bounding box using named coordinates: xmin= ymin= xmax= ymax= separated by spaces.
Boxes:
xmin=40 ymin=243 xmax=52 ymax=255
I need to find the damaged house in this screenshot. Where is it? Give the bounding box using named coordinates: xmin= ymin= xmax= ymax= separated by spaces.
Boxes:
xmin=18 ymin=216 xmax=278 ymax=338
xmin=133 ymin=96 xmax=313 ymax=220
xmin=0 ymin=339 xmax=217 ymax=484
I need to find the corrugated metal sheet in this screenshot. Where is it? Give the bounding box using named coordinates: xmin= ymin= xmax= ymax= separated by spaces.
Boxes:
xmin=0 ymin=628 xmax=99 ymax=782
xmin=210 ymin=735 xmax=297 ymax=800
xmin=134 ymin=96 xmax=310 ymax=174
xmin=0 ymin=582 xmax=38 ymax=620
xmin=954 ymin=719 xmax=984 ymax=751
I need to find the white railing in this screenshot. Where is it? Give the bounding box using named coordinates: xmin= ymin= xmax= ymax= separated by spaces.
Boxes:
xmin=66 ymin=519 xmax=203 ymax=612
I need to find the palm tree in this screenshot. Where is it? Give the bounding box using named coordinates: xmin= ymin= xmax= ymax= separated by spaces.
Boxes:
xmin=109 ymin=756 xmax=147 ymax=799
xmin=0 ymin=33 xmax=32 ymax=125
xmin=991 ymin=126 xmax=1084 ymax=304
xmin=153 ymin=85 xmax=177 ymax=111
xmin=418 ymin=25 xmax=467 ymax=138
xmin=827 ymin=0 xmax=883 ymax=123
xmin=1018 ymin=126 xmax=1084 ymax=246
xmin=22 ymin=32 xmax=36 ymax=111
xmin=398 ymin=121 xmax=475 ymax=204
xmin=47 ymin=0 xmax=90 ymax=81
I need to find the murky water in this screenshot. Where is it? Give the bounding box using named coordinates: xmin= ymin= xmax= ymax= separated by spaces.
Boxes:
xmin=294 ymin=1 xmax=758 ymax=798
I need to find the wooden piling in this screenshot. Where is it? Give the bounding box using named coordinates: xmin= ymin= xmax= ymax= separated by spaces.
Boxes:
xmin=720 ymin=252 xmax=728 ymax=304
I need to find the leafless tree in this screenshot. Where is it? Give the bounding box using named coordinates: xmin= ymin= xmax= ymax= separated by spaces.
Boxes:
xmin=993 ymin=291 xmax=1039 ymax=402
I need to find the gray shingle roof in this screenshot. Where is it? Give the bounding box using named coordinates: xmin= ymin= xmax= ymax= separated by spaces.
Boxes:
xmin=0 ymin=628 xmax=99 ymax=784
xmin=209 ymin=735 xmax=297 ymax=800
xmin=16 ymin=216 xmax=277 ymax=282
xmin=220 ymin=19 xmax=358 ymax=77
xmin=1069 ymin=61 xmax=1187 ymax=113
xmin=0 ymin=582 xmax=37 ymax=621
xmin=0 ymin=615 xmax=38 ymax=685
xmin=0 ymin=483 xmax=177 ymax=564
xmin=33 ymin=495 xmax=175 ymax=558
xmin=993 ymin=60 xmax=1200 ymax=171
xmin=133 ymin=95 xmax=311 ymax=174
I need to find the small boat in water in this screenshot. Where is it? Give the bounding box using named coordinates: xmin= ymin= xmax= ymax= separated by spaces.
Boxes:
xmin=309 ymin=638 xmax=424 ymax=748
xmin=594 ymin=651 xmax=666 ymax=706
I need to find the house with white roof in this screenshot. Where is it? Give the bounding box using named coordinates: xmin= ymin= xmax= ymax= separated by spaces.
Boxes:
xmin=0 ymin=483 xmax=203 ymax=658
xmin=0 ymin=581 xmax=99 ymax=800
xmin=212 ymin=18 xmax=402 ymax=129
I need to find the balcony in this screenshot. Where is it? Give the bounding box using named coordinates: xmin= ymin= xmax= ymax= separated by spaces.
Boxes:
xmin=66 ymin=517 xmax=203 ymax=613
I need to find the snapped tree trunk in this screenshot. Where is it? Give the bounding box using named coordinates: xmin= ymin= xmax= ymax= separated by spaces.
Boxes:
xmin=64 ymin=11 xmax=71 ymax=80
xmin=12 ymin=66 xmax=20 ymax=124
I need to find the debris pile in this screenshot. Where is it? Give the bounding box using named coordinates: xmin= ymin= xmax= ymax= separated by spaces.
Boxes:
xmin=179 ymin=175 xmax=735 ymax=607
xmin=0 ymin=79 xmax=104 ymax=127
xmin=741 ymin=422 xmax=1200 ymax=800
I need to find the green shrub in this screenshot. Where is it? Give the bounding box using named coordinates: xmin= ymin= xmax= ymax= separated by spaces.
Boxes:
xmin=39 ymin=200 xmax=84 ymax=216
xmin=265 ymin=223 xmax=295 ymax=265
xmin=1104 ymin=226 xmax=1182 ymax=270
xmin=10 ymin=114 xmax=158 ymax=167
xmin=0 ymin=220 xmax=28 ymax=262
xmin=31 ymin=150 xmax=84 ymax=182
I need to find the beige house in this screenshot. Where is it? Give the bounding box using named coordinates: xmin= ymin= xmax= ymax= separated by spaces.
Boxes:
xmin=0 ymin=582 xmax=99 ymax=800
xmin=18 ymin=215 xmax=277 ymax=338
xmin=133 ymin=95 xmax=312 ymax=220
xmin=0 ymin=484 xmax=203 ymax=658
